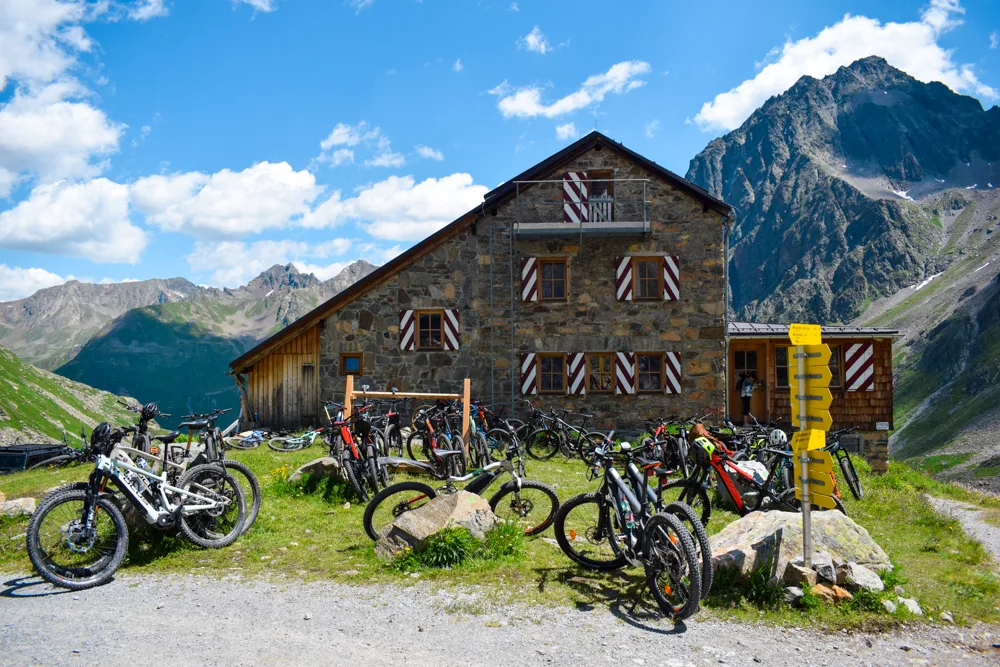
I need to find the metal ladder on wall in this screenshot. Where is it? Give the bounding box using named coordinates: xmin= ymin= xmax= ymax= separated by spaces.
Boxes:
xmin=488 ymin=215 xmax=516 ymax=414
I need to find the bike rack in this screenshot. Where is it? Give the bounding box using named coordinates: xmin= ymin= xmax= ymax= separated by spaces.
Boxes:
xmin=341 ymin=376 xmax=472 ymax=454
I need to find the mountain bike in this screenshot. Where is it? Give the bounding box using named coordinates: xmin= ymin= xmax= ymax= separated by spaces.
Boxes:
xmin=524 ymin=409 xmax=608 ymax=462
xmin=27 ymin=423 xmax=246 ymax=590
xmin=25 ymin=430 xmax=93 ymax=470
xmin=323 ymin=401 xmax=381 ymax=501
xmin=363 ymin=438 xmax=558 ymax=540
xmin=827 ymin=428 xmax=864 ymax=500
xmin=267 ymin=427 xmax=324 ymax=452
xmin=224 ymin=430 xmax=265 ymax=450
xmin=553 ymin=442 xmax=702 ymax=620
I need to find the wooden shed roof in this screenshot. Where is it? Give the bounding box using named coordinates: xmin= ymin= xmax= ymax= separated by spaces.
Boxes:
xmin=230 ymin=132 xmax=733 ymax=372
xmin=728 ymin=322 xmax=900 ymax=338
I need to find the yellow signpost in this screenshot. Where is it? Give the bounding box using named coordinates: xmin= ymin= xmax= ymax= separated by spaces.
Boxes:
xmin=787 ymin=323 xmax=833 ymax=568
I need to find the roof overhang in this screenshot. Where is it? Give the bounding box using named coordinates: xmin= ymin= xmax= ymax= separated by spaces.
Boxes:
xmin=728 ymin=322 xmax=900 ymax=339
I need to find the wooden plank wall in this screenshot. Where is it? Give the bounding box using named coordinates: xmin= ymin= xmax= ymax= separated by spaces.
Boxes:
xmin=765 ymin=337 xmax=893 ymax=431
xmin=245 ymin=326 xmax=320 ymax=428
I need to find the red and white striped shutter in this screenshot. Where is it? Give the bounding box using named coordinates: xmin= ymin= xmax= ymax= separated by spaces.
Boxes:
xmin=615 ymin=352 xmax=635 ymax=395
xmin=664 ymin=352 xmax=682 ymax=394
xmin=399 ymin=310 xmax=416 ymax=351
xmin=566 ymin=352 xmax=586 ymax=395
xmin=521 ymin=257 xmax=539 ymax=302
xmin=663 ymin=256 xmax=680 ymax=301
xmin=520 ymin=353 xmax=538 ymax=395
xmin=562 ymin=172 xmax=588 ymax=223
xmin=615 ymin=256 xmax=633 ymax=301
xmin=845 ymin=343 xmax=874 ymax=392
xmin=443 ymin=309 xmax=461 ymax=351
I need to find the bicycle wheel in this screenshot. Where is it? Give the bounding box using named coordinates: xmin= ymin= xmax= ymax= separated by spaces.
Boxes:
xmin=267 ymin=437 xmax=301 ymax=452
xmin=385 ymin=425 xmax=403 ymax=457
xmin=365 ymin=447 xmax=382 ymax=495
xmin=484 ymin=428 xmax=515 ymax=462
xmin=553 ymin=492 xmax=627 ymax=571
xmin=224 ymin=436 xmax=259 ymax=450
xmin=405 ymin=431 xmax=426 ymax=460
xmin=488 ymin=479 xmax=559 ymax=535
xmin=221 ymin=460 xmax=262 ymax=534
xmin=27 ymin=489 xmax=128 ymax=590
xmin=177 ymin=464 xmax=246 ymax=548
xmin=362 ymin=482 xmax=438 ymax=541
xmin=645 ymin=512 xmax=701 ymax=621
xmin=27 ymin=455 xmax=76 ymax=470
xmin=580 ymin=432 xmax=610 ymax=466
xmin=663 ymin=501 xmax=713 ymax=599
xmin=777 ymin=488 xmax=847 ymax=515
xmin=838 ymin=452 xmax=864 ymax=501
xmin=410 ymin=405 xmax=434 ymax=429
xmin=524 ymin=428 xmax=561 ymax=460
xmin=658 ymin=479 xmax=711 ymax=526
xmin=468 ymin=432 xmax=488 ymax=469
xmin=342 ymin=453 xmax=369 ymax=503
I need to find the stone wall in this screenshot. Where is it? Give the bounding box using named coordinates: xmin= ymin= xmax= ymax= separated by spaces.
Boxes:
xmin=318 ymin=145 xmax=729 ymax=429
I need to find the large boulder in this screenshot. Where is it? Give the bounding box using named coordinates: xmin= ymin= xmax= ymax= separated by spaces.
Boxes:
xmin=710 ymin=510 xmax=891 ymax=580
xmin=716 ymin=460 xmax=770 ymax=510
xmin=288 ymin=457 xmax=342 ymax=483
xmin=0 ymin=497 xmax=36 ymax=517
xmin=376 ymin=490 xmax=500 ymax=559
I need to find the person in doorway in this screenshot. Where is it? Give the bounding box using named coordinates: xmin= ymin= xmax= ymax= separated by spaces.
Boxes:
xmin=739 ymin=371 xmax=758 ymax=426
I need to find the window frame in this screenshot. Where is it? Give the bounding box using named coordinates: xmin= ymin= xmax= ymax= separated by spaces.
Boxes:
xmin=586 ymin=352 xmax=614 ymax=394
xmin=538 ymin=257 xmax=568 ymax=302
xmin=636 ymin=352 xmax=665 ymax=393
xmin=828 ymin=344 xmax=843 ymax=388
xmin=632 ymin=257 xmax=663 ymax=301
xmin=775 ymin=346 xmax=790 ymax=389
xmin=340 ymin=352 xmax=363 ymax=376
xmin=537 ymin=353 xmax=567 ymax=394
xmin=416 ymin=309 xmax=445 ymax=351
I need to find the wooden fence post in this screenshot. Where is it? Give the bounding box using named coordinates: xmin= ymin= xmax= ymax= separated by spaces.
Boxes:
xmin=344 ymin=375 xmax=354 ymax=419
xmin=461 ymin=378 xmax=471 ymax=455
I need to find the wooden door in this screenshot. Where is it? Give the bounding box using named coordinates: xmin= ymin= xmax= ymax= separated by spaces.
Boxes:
xmin=730 ymin=343 xmax=767 ymax=421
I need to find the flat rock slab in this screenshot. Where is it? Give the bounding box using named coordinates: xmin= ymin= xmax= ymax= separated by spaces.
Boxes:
xmin=710 ymin=510 xmax=891 ymax=579
xmin=0 ymin=497 xmax=36 ymax=517
xmin=376 ymin=490 xmax=500 ymax=559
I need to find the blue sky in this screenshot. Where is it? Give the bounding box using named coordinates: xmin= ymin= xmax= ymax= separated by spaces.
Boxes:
xmin=1 ymin=0 xmax=999 ymax=299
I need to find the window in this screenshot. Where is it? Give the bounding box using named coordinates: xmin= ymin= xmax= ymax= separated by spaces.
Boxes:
xmin=539 ymin=258 xmax=567 ymax=301
xmin=340 ymin=353 xmax=362 ymax=376
xmin=634 ymin=258 xmax=662 ymax=300
xmin=538 ymin=354 xmax=565 ymax=394
xmin=776 ymin=344 xmax=842 ymax=388
xmin=417 ymin=311 xmax=443 ymax=350
xmin=637 ymin=353 xmax=663 ymax=392
xmin=587 ymin=353 xmax=614 ymax=393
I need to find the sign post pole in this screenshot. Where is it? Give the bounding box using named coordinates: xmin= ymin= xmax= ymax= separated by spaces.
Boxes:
xmin=797 ymin=342 xmax=812 ymax=569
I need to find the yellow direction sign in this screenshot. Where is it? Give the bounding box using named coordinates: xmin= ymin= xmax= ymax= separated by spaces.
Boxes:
xmin=791 ymin=429 xmax=825 ymax=454
xmin=789 ymin=342 xmax=833 ymax=431
xmin=788 ymin=323 xmax=821 ymax=346
xmin=793 ymin=449 xmax=838 ymax=510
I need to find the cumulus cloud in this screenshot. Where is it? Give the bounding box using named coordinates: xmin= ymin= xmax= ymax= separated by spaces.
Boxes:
xmin=694 ymin=1 xmax=996 ymax=132
xmin=0 ymin=82 xmax=124 ymax=182
xmin=301 ymin=173 xmax=488 ymax=241
xmin=415 ymin=145 xmax=444 ymax=161
xmin=555 ymin=123 xmax=578 ymax=140
xmin=128 ymin=0 xmax=170 ymax=21
xmin=186 ymin=238 xmax=356 ymax=287
xmin=313 ymin=121 xmax=404 ymax=168
xmin=490 ymin=60 xmax=651 ymax=118
xmin=0 ymin=167 xmax=18 ymax=198
xmin=0 ymin=178 xmax=147 ymax=262
xmin=0 ymin=0 xmax=91 ymax=91
xmin=132 ymin=162 xmax=323 ymax=237
xmin=518 ymin=26 xmax=551 ymax=54
xmin=364 ymin=136 xmax=405 ymax=168
xmin=0 ymin=264 xmax=68 ymax=301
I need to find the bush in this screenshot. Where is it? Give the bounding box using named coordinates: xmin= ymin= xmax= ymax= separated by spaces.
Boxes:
xmin=389 ymin=521 xmax=524 ymax=572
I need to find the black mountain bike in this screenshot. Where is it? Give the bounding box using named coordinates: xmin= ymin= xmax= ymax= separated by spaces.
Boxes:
xmin=553 ymin=442 xmax=702 ymax=620
xmin=524 ymin=409 xmax=608 ymax=462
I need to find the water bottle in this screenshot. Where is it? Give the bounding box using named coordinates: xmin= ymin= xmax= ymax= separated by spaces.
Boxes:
xmin=620 ymin=498 xmax=636 ymax=530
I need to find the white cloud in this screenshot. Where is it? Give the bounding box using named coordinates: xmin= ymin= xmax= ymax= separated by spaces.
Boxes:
xmin=0 ymin=81 xmax=123 ymax=183
xmin=490 ymin=60 xmax=652 ymax=118
xmin=320 ymin=121 xmax=378 ymax=149
xmin=645 ymin=119 xmax=661 ymax=138
xmin=452 ymin=58 xmax=463 ymax=72
xmin=132 ymin=162 xmax=323 ymax=237
xmin=186 ymin=238 xmax=355 ymax=287
xmin=0 ymin=264 xmax=67 ymax=301
xmin=555 ymin=123 xmax=578 ymax=140
xmin=237 ymin=0 xmax=277 ymax=11
xmin=0 ymin=0 xmax=90 ymax=91
xmin=0 ymin=167 xmax=18 ymax=198
xmin=0 ymin=178 xmax=147 ymax=262
xmin=129 ymin=0 xmax=170 ymax=21
xmin=991 ymin=31 xmax=999 ymax=49
xmin=509 ymin=2 xmax=518 ymax=11
xmin=314 ymin=121 xmax=404 ymax=168
xmin=694 ymin=2 xmax=996 ymax=131
xmin=301 ymin=173 xmax=488 ymax=241
xmin=415 ymin=145 xmax=444 ymax=161
xmin=518 ymin=26 xmax=551 ymax=55
xmin=364 ymin=136 xmax=405 ymax=168
xmin=345 ymin=0 xmax=374 ymax=14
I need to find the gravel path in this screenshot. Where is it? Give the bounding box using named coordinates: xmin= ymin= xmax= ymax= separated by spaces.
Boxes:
xmin=2 ymin=573 xmax=998 ymax=666
xmin=925 ymin=495 xmax=1000 ymax=561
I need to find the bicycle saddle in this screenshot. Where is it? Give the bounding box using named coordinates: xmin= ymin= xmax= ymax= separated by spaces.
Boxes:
xmin=378 ymin=456 xmax=438 ymax=475
xmin=153 ymin=431 xmax=181 ymax=444
xmin=178 ymin=419 xmax=209 ymax=430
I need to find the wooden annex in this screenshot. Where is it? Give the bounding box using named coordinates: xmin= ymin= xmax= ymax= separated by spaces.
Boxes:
xmin=241 ymin=324 xmax=320 ymax=428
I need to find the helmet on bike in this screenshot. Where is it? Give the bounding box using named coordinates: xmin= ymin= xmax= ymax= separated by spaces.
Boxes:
xmin=141 ymin=402 xmax=159 ymax=421
xmin=768 ymin=429 xmax=788 ymax=447
xmin=90 ymin=422 xmax=115 ymax=456
xmin=689 ymin=436 xmax=716 ymax=466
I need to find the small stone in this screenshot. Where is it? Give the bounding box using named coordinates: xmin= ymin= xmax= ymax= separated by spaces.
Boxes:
xmin=900 ymin=645 xmax=912 ymax=652
xmin=897 ymin=597 xmax=923 ymax=616
xmin=72 ymin=596 xmax=79 ymax=601
xmin=810 ymin=583 xmax=851 ymax=603
xmin=289 ymin=542 xmax=299 ymax=547
xmin=782 ymin=586 xmax=804 ymax=606
xmin=418 ymin=626 xmax=424 ymax=632
xmin=156 ymin=604 xmax=164 ymax=610
xmin=940 ymin=611 xmax=954 ymax=623
xmin=305 ymin=529 xmax=313 ymax=534
xmin=343 ymin=502 xmax=351 ymax=510
xmin=811 ymin=552 xmax=836 ymax=584
xmin=0 ymin=497 xmax=36 ymax=517
xmin=304 ymin=613 xmax=313 ymax=620
xmin=881 ymin=599 xmax=897 ymax=614
xmin=838 ymin=563 xmax=885 ymax=593
xmin=894 ymin=585 xmax=906 ymax=596
xmin=784 ymin=563 xmax=817 ymax=588
xmin=830 ymin=585 xmax=853 ymax=603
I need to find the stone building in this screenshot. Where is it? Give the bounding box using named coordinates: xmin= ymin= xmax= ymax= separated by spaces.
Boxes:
xmin=230 ymin=132 xmax=734 ymax=429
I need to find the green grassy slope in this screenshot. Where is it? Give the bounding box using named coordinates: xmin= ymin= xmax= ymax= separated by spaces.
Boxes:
xmin=0 ymin=346 xmax=136 ymax=444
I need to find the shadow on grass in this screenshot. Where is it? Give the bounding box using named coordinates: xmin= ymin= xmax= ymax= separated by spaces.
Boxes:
xmin=125 ymin=530 xmax=196 ymax=567
xmin=0 ymin=574 xmax=74 ymax=598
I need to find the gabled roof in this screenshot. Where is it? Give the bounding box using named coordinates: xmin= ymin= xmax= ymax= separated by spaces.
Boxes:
xmin=230 ymin=132 xmax=733 ymax=371
xmin=728 ymin=322 xmax=899 ymax=338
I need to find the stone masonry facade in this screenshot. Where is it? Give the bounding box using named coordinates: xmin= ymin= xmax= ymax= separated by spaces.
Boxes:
xmin=319 ymin=145 xmax=729 ymax=429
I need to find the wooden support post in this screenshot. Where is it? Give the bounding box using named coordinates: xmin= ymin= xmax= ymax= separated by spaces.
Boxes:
xmin=344 ymin=375 xmax=354 ymax=419
xmin=461 ymin=378 xmax=471 ymax=454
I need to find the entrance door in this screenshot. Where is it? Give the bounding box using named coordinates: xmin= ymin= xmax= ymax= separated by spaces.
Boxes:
xmin=730 ymin=344 xmax=767 ymax=422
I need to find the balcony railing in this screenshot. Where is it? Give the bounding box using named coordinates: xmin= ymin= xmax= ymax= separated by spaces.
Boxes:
xmin=512 ymin=178 xmax=650 ymax=236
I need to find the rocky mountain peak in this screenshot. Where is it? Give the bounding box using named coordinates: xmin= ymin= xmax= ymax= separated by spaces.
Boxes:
xmin=247 ymin=263 xmax=321 ymax=292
